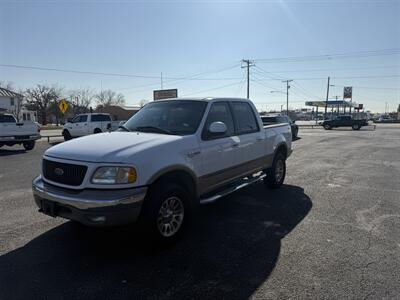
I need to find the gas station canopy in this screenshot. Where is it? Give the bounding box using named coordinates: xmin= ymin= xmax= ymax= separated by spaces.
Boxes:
xmin=305 ymin=100 xmax=358 ymax=108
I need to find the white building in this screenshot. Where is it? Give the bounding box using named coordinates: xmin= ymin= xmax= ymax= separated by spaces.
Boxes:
xmin=0 ymin=87 xmax=36 ymax=121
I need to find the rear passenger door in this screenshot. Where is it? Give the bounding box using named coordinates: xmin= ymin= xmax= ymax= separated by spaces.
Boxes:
xmin=230 ymin=101 xmax=267 ymax=174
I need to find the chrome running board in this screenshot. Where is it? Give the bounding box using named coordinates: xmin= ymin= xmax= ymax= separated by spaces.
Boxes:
xmin=199 ymin=173 xmax=266 ymax=205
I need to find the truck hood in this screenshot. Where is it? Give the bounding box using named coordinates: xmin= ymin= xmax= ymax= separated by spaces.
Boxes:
xmin=45 ymin=131 xmax=183 ymax=163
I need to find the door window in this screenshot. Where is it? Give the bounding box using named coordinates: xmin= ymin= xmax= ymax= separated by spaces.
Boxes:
xmin=231 ymin=102 xmax=259 ymax=134
xmin=202 ymin=102 xmax=235 ymax=140
xmin=78 ymin=115 xmax=88 ymax=122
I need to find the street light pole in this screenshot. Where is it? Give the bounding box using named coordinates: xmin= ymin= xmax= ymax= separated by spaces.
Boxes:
xmin=282 ymin=80 xmax=293 ymax=115
xmin=324 ymin=76 xmax=330 ymax=120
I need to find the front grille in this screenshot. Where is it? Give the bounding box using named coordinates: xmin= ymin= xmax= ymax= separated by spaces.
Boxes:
xmin=43 ymin=159 xmax=87 ymax=186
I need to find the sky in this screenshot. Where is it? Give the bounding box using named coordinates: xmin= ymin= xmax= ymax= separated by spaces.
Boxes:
xmin=0 ymin=0 xmax=399 ymax=113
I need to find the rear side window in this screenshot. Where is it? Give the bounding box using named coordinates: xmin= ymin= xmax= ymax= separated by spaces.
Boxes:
xmin=0 ymin=115 xmax=16 ymax=123
xmin=92 ymin=114 xmax=111 ymax=122
xmin=231 ymin=102 xmax=259 ymax=134
xmin=202 ymin=102 xmax=235 ymax=140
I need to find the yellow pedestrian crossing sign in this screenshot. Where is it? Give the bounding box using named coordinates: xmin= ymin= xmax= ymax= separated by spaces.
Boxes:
xmin=58 ymin=99 xmax=69 ymax=114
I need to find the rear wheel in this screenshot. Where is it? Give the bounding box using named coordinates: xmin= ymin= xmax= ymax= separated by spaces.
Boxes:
xmin=139 ymin=182 xmax=190 ymax=244
xmin=324 ymin=124 xmax=332 ymax=130
xmin=292 ymin=128 xmax=298 ymax=139
xmin=63 ymin=130 xmax=72 ymax=141
xmin=264 ymin=152 xmax=286 ymax=189
xmin=23 ymin=141 xmax=35 ymax=150
xmin=352 ymin=123 xmax=360 ymax=130
xmin=94 ymin=128 xmax=102 ymax=134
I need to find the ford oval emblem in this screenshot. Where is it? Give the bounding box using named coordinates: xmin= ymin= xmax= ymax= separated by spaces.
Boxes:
xmin=54 ymin=168 xmax=64 ymax=176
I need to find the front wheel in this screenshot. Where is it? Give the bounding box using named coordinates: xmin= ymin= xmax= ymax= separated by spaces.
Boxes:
xmin=23 ymin=141 xmax=35 ymax=151
xmin=264 ymin=152 xmax=286 ymax=189
xmin=139 ymin=182 xmax=190 ymax=244
xmin=324 ymin=124 xmax=332 ymax=130
xmin=63 ymin=130 xmax=72 ymax=141
xmin=352 ymin=123 xmax=360 ymax=130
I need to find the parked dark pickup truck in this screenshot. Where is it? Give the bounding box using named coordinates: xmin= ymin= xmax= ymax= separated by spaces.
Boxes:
xmin=321 ymin=116 xmax=368 ymax=130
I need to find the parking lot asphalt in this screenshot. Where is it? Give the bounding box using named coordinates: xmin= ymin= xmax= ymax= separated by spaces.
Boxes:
xmin=0 ymin=128 xmax=399 ymax=299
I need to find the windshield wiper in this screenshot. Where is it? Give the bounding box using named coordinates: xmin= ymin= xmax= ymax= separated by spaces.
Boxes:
xmin=134 ymin=126 xmax=173 ymax=135
xmin=118 ymin=125 xmax=131 ymax=132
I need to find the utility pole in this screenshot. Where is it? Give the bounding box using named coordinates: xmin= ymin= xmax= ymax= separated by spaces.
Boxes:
xmin=282 ymin=80 xmax=293 ymax=115
xmin=161 ymin=72 xmax=163 ymax=90
xmin=241 ymin=59 xmax=254 ymax=99
xmin=324 ymin=76 xmax=330 ymax=119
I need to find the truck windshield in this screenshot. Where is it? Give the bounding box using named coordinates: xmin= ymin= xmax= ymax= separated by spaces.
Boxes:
xmin=123 ymin=100 xmax=208 ymax=135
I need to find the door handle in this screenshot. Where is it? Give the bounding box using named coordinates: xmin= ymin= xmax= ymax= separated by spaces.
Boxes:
xmin=187 ymin=150 xmax=201 ymax=158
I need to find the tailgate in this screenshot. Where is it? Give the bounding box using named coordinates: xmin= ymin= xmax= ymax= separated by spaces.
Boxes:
xmin=0 ymin=122 xmax=38 ymax=137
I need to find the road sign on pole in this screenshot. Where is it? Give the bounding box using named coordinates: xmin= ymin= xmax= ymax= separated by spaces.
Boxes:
xmin=343 ymin=86 xmax=352 ymax=99
xmin=58 ymin=99 xmax=69 ymax=114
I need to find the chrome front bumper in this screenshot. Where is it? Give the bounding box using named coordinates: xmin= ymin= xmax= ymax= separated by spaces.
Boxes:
xmin=32 ymin=176 xmax=147 ymax=226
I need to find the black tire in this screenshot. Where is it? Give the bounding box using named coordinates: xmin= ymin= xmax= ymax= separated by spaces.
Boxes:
xmin=94 ymin=128 xmax=102 ymax=134
xmin=352 ymin=123 xmax=360 ymax=130
xmin=139 ymin=182 xmax=190 ymax=244
xmin=23 ymin=141 xmax=35 ymax=151
xmin=324 ymin=124 xmax=332 ymax=130
xmin=63 ymin=130 xmax=72 ymax=141
xmin=292 ymin=128 xmax=298 ymax=139
xmin=264 ymin=152 xmax=286 ymax=189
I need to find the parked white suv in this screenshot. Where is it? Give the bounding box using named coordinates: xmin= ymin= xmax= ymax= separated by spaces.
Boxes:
xmin=62 ymin=113 xmax=112 ymax=140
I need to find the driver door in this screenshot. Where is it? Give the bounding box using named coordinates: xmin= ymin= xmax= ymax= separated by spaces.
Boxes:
xmin=199 ymin=101 xmax=240 ymax=195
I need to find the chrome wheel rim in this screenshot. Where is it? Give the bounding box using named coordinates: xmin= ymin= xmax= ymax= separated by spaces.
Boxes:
xmin=157 ymin=196 xmax=184 ymax=237
xmin=275 ymin=160 xmax=284 ymax=183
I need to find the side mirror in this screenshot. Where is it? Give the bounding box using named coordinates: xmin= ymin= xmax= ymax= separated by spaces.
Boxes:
xmin=209 ymin=121 xmax=227 ymax=135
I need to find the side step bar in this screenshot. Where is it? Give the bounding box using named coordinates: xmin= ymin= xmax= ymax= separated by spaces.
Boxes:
xmin=199 ymin=173 xmax=266 ymax=205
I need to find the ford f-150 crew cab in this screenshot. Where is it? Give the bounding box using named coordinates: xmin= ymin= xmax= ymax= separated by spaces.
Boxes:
xmin=0 ymin=113 xmax=41 ymax=150
xmin=32 ymin=98 xmax=292 ymax=242
xmin=62 ymin=113 xmax=114 ymax=140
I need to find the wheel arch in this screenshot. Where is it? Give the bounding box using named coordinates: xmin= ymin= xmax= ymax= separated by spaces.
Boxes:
xmin=147 ymin=166 xmax=199 ymax=201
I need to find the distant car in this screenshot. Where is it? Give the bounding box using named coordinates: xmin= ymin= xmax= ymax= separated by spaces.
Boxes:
xmin=261 ymin=114 xmax=298 ymax=138
xmin=320 ymin=115 xmax=368 ymax=130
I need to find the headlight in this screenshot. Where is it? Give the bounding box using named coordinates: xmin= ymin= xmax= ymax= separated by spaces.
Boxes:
xmin=91 ymin=167 xmax=137 ymax=184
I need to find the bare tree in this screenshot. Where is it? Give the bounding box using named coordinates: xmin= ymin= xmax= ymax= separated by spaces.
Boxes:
xmin=69 ymin=88 xmax=94 ymax=114
xmin=139 ymin=99 xmax=149 ymax=107
xmin=0 ymin=81 xmax=15 ymax=91
xmin=24 ymin=85 xmax=62 ymax=125
xmin=95 ymin=89 xmax=125 ymax=107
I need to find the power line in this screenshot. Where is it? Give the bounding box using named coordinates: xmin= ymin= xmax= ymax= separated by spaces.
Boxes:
xmin=181 ymin=81 xmax=243 ymax=97
xmin=263 ymin=65 xmax=400 ymax=74
xmin=0 ymin=62 xmax=241 ymax=81
xmin=254 ymin=48 xmax=400 ymax=63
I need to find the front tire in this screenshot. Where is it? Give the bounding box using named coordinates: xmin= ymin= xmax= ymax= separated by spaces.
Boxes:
xmin=63 ymin=130 xmax=72 ymax=141
xmin=94 ymin=128 xmax=102 ymax=134
xmin=23 ymin=141 xmax=35 ymax=151
xmin=139 ymin=182 xmax=190 ymax=244
xmin=324 ymin=124 xmax=332 ymax=130
xmin=352 ymin=123 xmax=360 ymax=130
xmin=264 ymin=152 xmax=286 ymax=189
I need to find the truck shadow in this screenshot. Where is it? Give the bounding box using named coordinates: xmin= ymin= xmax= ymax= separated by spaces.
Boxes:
xmin=0 ymin=183 xmax=312 ymax=300
xmin=0 ymin=148 xmax=26 ymax=156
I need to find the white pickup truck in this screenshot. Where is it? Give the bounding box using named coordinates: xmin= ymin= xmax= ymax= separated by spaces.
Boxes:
xmin=0 ymin=114 xmax=41 ymax=150
xmin=32 ymin=98 xmax=292 ymax=242
xmin=62 ymin=113 xmax=116 ymax=140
